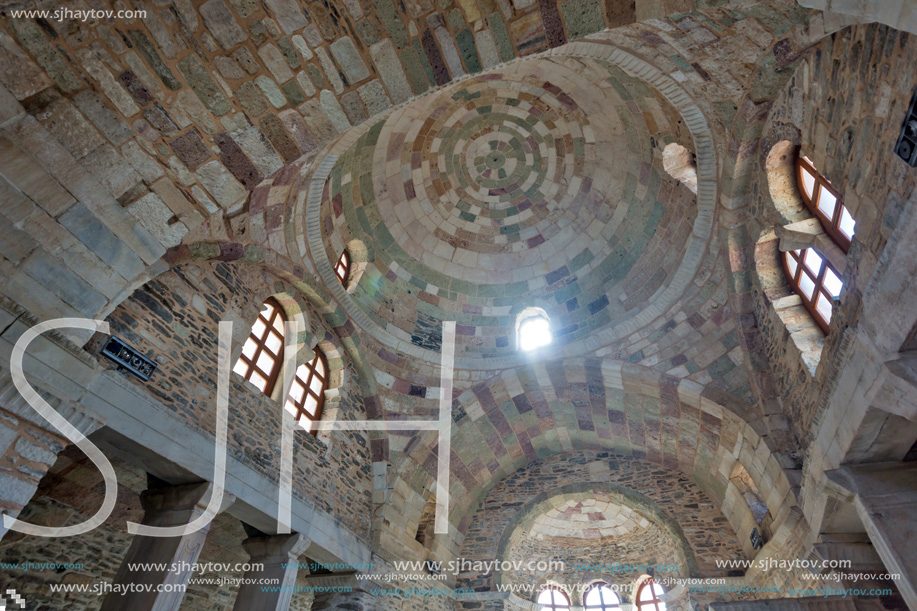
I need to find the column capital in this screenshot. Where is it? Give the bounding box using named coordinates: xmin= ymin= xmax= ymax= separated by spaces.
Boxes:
xmin=242 ymin=532 xmax=311 ymax=562
xmin=234 ymin=532 xmax=310 ymax=610
xmin=139 ymin=481 xmax=235 ymax=527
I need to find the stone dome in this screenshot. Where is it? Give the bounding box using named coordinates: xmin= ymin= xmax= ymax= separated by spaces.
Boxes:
xmin=320 ymin=54 xmax=700 ymax=368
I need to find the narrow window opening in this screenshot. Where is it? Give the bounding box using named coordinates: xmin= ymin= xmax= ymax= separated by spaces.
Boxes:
xmin=730 ymin=463 xmax=771 ymax=528
xmin=585 ymin=583 xmax=621 ymax=609
xmin=796 ymin=157 xmax=856 ymax=251
xmin=335 ymin=249 xmax=351 ymax=285
xmin=537 ymin=587 xmax=571 ymax=610
xmin=284 ymin=348 xmax=328 ymax=436
xmin=636 ymin=578 xmax=667 ymax=611
xmin=782 ymin=248 xmax=843 ymax=334
xmin=233 ymin=298 xmax=286 ymax=395
xmin=517 ymin=307 xmax=552 ymax=352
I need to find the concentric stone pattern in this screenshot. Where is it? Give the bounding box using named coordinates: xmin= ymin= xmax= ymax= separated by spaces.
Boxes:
xmin=321 ymin=56 xmax=697 ymax=363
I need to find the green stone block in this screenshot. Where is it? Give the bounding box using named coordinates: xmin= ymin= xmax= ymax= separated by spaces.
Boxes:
xmin=237 ymin=81 xmax=269 ymax=117
xmin=447 ymin=8 xmax=466 ymax=31
xmin=129 ymin=30 xmax=181 ymax=90
xmin=455 ymin=30 xmax=481 ymax=74
xmin=355 ymin=207 xmax=372 ymax=234
xmin=306 ymin=63 xmax=325 ymax=88
xmin=373 ymin=0 xmax=410 ymax=49
xmin=400 ymin=46 xmax=431 ymax=95
xmin=487 ymin=12 xmax=514 ymax=63
xmin=373 ymin=223 xmax=396 ymax=250
xmin=553 ymin=281 xmax=582 ymax=305
xmin=560 ymin=0 xmax=605 ymax=40
xmin=177 ymin=54 xmax=230 ymax=115
xmin=668 ymin=54 xmax=694 ymax=75
xmin=476 ymin=283 xmax=504 ymax=298
xmin=569 ymin=248 xmax=593 ymax=272
xmin=190 ymin=242 xmax=220 ymax=259
xmin=11 ymin=20 xmax=82 ymax=93
xmin=282 ymin=80 xmax=306 ymax=106
xmin=357 ymin=20 xmax=381 ymax=46
xmin=277 ymin=37 xmax=301 ymax=69
xmin=708 ymin=355 xmax=737 ymax=378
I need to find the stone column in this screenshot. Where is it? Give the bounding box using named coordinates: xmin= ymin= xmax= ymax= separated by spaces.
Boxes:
xmin=311 ymin=590 xmax=381 ymax=610
xmin=824 ymin=462 xmax=917 ymax=610
xmin=101 ymin=479 xmax=234 ymax=611
xmin=232 ymin=532 xmax=310 ymax=611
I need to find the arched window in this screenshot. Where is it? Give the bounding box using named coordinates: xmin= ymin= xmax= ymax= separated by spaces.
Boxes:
xmin=585 ymin=582 xmax=621 ymax=609
xmin=284 ymin=347 xmax=328 ymax=434
xmin=335 ymin=249 xmax=351 ymax=285
xmin=233 ymin=298 xmax=285 ymax=395
xmin=517 ymin=307 xmax=552 ymax=352
xmin=783 ymin=248 xmax=843 ymax=334
xmin=796 ymin=156 xmax=856 ymax=250
xmin=636 ymin=578 xmax=667 ymax=611
xmin=536 ymin=587 xmax=570 ymax=610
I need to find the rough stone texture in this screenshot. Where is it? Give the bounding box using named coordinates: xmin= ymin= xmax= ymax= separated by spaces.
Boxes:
xmin=1 ymin=3 xmax=914 ymax=611
xmin=102 ymin=261 xmax=373 ymax=537
xmin=744 ymin=23 xmax=917 ymax=446
xmin=0 ymin=0 xmax=687 ymax=331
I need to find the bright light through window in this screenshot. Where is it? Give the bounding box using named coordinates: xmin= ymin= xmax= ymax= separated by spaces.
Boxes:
xmin=537 ymin=588 xmax=570 ymax=610
xmin=519 ymin=315 xmax=552 ymax=351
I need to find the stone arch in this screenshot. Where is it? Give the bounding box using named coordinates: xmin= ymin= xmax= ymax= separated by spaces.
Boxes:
xmin=163 ymin=240 xmax=378 ymax=400
xmin=493 ymin=482 xmax=700 ymax=584
xmin=765 ymin=140 xmax=807 ymax=222
xmin=385 ymin=359 xmax=804 ymax=572
xmin=754 ymin=226 xmax=827 ymax=377
xmin=98 ymin=259 xmax=376 ymax=536
xmin=711 ymin=15 xmax=863 ymax=462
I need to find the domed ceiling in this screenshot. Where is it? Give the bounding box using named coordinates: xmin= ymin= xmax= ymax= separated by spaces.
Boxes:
xmin=319 ymin=54 xmax=700 ymax=368
xmin=500 ymin=492 xmax=687 ymax=590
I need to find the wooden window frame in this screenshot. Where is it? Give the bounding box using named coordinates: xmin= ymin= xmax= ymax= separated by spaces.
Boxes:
xmin=782 ymin=248 xmax=842 ymax=335
xmin=796 ymin=157 xmax=853 ymax=252
xmin=584 ymin=582 xmax=621 ymax=609
xmin=285 ymin=348 xmax=328 ymax=436
xmin=536 ymin=587 xmax=571 ymax=610
xmin=234 ymin=297 xmax=286 ymax=396
xmin=636 ymin=578 xmax=667 ymax=611
xmin=335 ymin=249 xmax=351 ymax=286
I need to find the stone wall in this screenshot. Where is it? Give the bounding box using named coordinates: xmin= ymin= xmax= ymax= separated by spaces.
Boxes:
xmin=749 ymin=23 xmax=917 ymax=446
xmin=0 ymin=404 xmax=66 ymax=528
xmin=503 ymin=519 xmax=685 ymax=603
xmin=457 ymin=451 xmax=745 ymax=589
xmin=99 ymin=260 xmax=373 ymax=537
xmin=0 ymin=452 xmax=144 ymax=610
xmin=0 ymin=0 xmax=699 ymax=334
xmin=0 ymin=449 xmax=318 ymax=610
